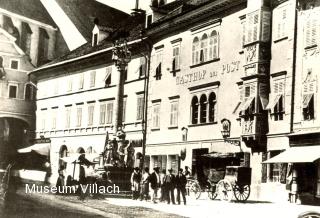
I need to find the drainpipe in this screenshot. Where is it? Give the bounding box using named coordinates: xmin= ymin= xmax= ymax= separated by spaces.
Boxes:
xmin=290 ymin=0 xmax=298 ymax=133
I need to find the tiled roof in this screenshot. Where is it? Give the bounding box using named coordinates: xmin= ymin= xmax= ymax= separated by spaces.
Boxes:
xmin=55 ymin=0 xmax=129 ymax=41
xmin=37 ymin=13 xmax=145 ymax=69
xmin=0 ymin=0 xmax=56 ymax=26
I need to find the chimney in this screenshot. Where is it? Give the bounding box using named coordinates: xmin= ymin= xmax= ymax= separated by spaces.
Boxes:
xmin=135 ymin=0 xmax=139 ymax=9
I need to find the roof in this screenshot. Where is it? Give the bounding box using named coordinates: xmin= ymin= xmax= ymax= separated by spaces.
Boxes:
xmin=31 ymin=12 xmax=146 ymax=73
xmin=55 ymin=0 xmax=129 ymax=41
xmin=0 ymin=0 xmax=56 ymax=26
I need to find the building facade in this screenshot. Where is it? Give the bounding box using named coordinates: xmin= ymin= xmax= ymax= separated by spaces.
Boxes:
xmin=0 ymin=1 xmax=63 ymax=168
xmin=30 ymin=12 xmax=148 ymax=183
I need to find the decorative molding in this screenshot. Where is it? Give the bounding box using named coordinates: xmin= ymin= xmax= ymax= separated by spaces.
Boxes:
xmin=151 ymin=99 xmax=161 ymax=103
xmin=190 ymin=18 xmax=222 ymax=32
xmin=168 ymin=95 xmax=180 ymax=100
xmin=271 ymin=71 xmax=287 ymax=77
xmin=154 ymin=44 xmax=164 ymax=50
xmin=171 ymin=38 xmax=182 ymax=44
xmin=188 ymin=81 xmax=220 ymax=91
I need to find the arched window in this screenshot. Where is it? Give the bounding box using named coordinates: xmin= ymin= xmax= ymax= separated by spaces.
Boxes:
xmin=191 ymin=96 xmax=199 ymax=124
xmin=59 ymin=145 xmax=68 ymax=168
xmin=200 ymin=34 xmax=208 ymax=62
xmin=192 ymin=37 xmax=199 ymax=65
xmin=209 ymin=31 xmax=219 ymax=60
xmin=200 ymin=94 xmax=207 ymax=123
xmin=208 ymin=92 xmax=216 ymax=122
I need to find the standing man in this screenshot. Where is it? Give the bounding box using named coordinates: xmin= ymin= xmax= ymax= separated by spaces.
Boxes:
xmin=149 ymin=167 xmax=160 ymax=203
xmin=159 ymin=169 xmax=166 ymax=202
xmin=164 ymin=168 xmax=175 ymax=204
xmin=176 ymin=168 xmax=187 ymax=205
xmin=140 ymin=167 xmax=150 ymax=201
xmin=130 ymin=167 xmax=141 ymax=200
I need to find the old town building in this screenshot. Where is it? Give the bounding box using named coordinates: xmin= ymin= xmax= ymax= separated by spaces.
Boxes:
xmin=0 ymin=0 xmax=65 ymax=167
xmin=29 ymin=11 xmax=148 ymax=184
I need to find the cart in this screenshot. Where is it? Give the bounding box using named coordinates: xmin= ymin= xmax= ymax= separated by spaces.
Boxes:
xmin=216 ymin=166 xmax=251 ymax=202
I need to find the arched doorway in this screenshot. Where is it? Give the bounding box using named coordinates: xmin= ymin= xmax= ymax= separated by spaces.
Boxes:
xmin=59 ymin=145 xmax=68 ymax=169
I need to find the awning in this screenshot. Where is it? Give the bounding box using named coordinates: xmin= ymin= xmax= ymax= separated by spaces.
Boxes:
xmin=302 ymin=94 xmax=313 ymax=108
xmin=241 ymin=96 xmax=255 ymax=111
xmin=232 ymin=101 xmax=242 ymax=114
xmin=260 ymin=96 xmax=269 ymax=110
xmin=18 ymin=143 xmax=50 ymax=156
xmin=266 ymin=94 xmax=282 ymax=110
xmin=263 ymin=146 xmax=320 ymax=163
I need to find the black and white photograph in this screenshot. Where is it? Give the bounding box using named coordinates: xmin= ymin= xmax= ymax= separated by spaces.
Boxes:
xmin=0 ymin=0 xmax=320 ymax=217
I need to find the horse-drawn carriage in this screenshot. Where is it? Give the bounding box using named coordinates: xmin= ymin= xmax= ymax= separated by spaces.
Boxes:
xmin=187 ymin=152 xmax=252 ymax=202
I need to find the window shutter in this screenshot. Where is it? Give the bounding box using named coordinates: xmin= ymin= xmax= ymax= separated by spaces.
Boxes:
xmin=274 ymin=82 xmax=279 ymax=94
xmin=311 ymin=18 xmax=317 ymax=46
xmin=253 ymin=13 xmax=259 ymax=42
xmin=281 ymin=9 xmax=286 ymax=38
xmin=306 ymin=19 xmax=311 ymax=47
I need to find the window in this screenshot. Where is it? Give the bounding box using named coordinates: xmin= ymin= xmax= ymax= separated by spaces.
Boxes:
xmin=40 ymin=109 xmax=47 ymax=130
xmin=305 ymin=17 xmax=318 ymax=48
xmin=152 ymin=103 xmax=161 ymax=129
xmin=90 ymin=71 xmax=96 ymax=87
xmin=241 ymin=19 xmax=246 ymax=47
xmin=246 ymin=11 xmax=259 ymax=44
xmin=52 ymin=109 xmax=57 ymax=130
xmin=104 ymin=67 xmax=112 ymax=87
xmin=65 ymin=106 xmax=71 ymax=128
xmin=8 ymin=85 xmax=17 ymax=98
xmin=209 ymin=30 xmax=219 ymax=59
xmin=79 ymin=73 xmax=84 ymax=90
xmin=172 ymin=46 xmax=180 ymax=73
xmin=192 ymin=37 xmax=200 ymax=65
xmin=208 ymin=92 xmax=216 ymax=122
xmin=99 ymin=104 xmax=106 ymax=125
xmin=155 ymin=51 xmax=162 ymax=80
xmin=191 ymin=96 xmax=199 ymax=124
xmin=270 ymin=80 xmax=285 ymax=121
xmin=25 ymin=84 xmax=33 ymax=100
xmin=76 ymin=107 xmax=82 ymax=127
xmin=199 ymin=94 xmax=207 ymax=123
xmin=169 ymin=101 xmax=178 ymax=127
xmin=38 ymin=28 xmax=49 ymax=66
xmin=93 ymin=33 xmax=98 ymax=46
xmin=275 ymin=7 xmax=287 ymax=40
xmin=269 ymin=151 xmax=282 ymax=182
xmin=200 ymin=34 xmax=208 ymax=63
xmin=106 ymin=101 xmax=113 ymax=124
xmin=139 ymin=57 xmax=146 ymax=77
xmin=302 ymin=74 xmax=316 ymax=120
xmin=67 ymin=77 xmax=72 ymax=92
xmin=136 ymin=94 xmax=144 ymax=120
xmin=303 ymin=94 xmax=314 ymax=120
xmin=87 ymin=104 xmax=94 ymax=126
xmin=10 ymin=60 xmax=19 ymax=69
xmin=147 ymin=15 xmax=152 ymax=27
xmin=21 ymin=22 xmax=32 ymax=55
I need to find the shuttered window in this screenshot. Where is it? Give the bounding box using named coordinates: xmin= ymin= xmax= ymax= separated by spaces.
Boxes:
xmin=246 ymin=11 xmax=260 ymax=44
xmin=275 ymin=7 xmax=287 ymax=39
xmin=305 ymin=15 xmax=318 ymax=48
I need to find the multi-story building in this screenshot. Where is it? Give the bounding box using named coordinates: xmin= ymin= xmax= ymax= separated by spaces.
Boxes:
xmin=30 ymin=11 xmax=148 ymax=184
xmin=0 ymin=0 xmax=65 ymax=167
xmin=144 ymin=0 xmax=272 ymax=200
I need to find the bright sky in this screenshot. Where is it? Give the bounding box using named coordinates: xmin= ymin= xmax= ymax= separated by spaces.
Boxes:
xmin=96 ymin=0 xmax=150 ymax=14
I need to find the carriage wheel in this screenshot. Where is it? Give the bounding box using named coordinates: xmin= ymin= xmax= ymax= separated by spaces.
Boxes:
xmin=217 ymin=179 xmax=233 ymax=202
xmin=207 ymin=185 xmax=217 ymax=200
xmin=233 ymin=184 xmax=250 ymax=202
xmin=190 ymin=182 xmax=201 ymax=199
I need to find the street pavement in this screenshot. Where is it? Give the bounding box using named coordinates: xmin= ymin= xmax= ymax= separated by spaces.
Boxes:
xmin=3 ymin=188 xmax=320 ymax=218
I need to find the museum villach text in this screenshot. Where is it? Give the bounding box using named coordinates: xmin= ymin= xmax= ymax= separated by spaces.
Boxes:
xmin=25 ymin=183 xmax=120 ymax=194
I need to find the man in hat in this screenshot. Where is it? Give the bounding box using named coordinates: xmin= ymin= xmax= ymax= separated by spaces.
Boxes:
xmin=164 ymin=168 xmax=176 ymax=204
xmin=130 ymin=167 xmax=141 ymax=200
xmin=149 ymin=167 xmax=160 ymax=203
xmin=176 ymin=168 xmax=187 ymax=205
xmin=140 ymin=167 xmax=150 ymax=201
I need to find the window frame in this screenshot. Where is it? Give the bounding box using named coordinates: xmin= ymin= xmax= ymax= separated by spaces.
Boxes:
xmin=152 ymin=102 xmax=161 ymax=129
xmin=8 ymin=83 xmax=18 ymax=99
xmin=10 ymin=59 xmax=19 ymax=70
xmin=106 ymin=101 xmax=114 ymax=124
xmin=65 ymin=106 xmax=72 ymax=129
xmin=136 ymin=94 xmax=144 ymax=121
xmin=76 ymin=106 xmax=83 ymax=127
xmin=24 ymin=83 xmax=33 ymax=100
xmin=169 ymin=100 xmax=179 ymax=127
xmin=87 ymin=104 xmax=95 ymax=126
xmin=89 ymin=71 xmax=96 ymax=88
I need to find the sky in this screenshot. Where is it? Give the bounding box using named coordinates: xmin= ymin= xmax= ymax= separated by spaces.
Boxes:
xmin=96 ymin=0 xmax=150 ymax=14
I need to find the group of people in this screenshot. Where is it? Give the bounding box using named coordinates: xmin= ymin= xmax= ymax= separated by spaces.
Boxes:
xmin=130 ymin=166 xmax=191 ymax=205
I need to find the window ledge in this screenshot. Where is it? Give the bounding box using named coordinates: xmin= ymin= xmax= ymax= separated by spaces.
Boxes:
xmin=305 ymin=44 xmax=317 ymax=50
xmin=168 ymin=126 xmax=178 ymax=129
xmin=151 ymin=128 xmax=160 ymax=131
xmin=188 ymin=122 xmax=217 ymax=127
xmin=190 ymin=58 xmax=220 ymax=69
xmin=273 ymin=36 xmax=288 ymax=43
xmin=170 ymin=69 xmax=181 ymax=75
